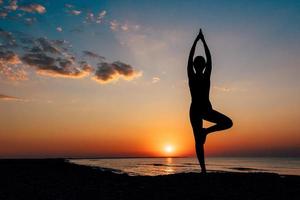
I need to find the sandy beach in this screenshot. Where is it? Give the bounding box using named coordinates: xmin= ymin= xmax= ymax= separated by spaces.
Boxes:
xmin=0 ymin=159 xmax=299 ymax=200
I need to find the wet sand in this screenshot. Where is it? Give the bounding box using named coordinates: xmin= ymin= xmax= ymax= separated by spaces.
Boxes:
xmin=0 ymin=159 xmax=299 ymax=200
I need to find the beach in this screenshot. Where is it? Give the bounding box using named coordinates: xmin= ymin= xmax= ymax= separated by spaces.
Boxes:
xmin=0 ymin=159 xmax=299 ymax=200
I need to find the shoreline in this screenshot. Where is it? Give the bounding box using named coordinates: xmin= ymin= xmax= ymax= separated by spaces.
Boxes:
xmin=0 ymin=159 xmax=299 ymax=199
xmin=68 ymin=157 xmax=300 ymax=176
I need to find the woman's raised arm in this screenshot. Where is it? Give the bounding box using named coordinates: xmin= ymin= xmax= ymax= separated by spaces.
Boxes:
xmin=199 ymin=30 xmax=212 ymax=78
xmin=187 ymin=30 xmax=201 ymax=79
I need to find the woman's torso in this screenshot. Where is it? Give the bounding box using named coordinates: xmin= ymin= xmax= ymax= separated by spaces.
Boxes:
xmin=189 ymin=76 xmax=212 ymax=111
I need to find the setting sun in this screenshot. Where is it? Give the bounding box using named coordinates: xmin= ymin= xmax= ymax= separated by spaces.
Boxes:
xmin=164 ymin=145 xmax=174 ymax=154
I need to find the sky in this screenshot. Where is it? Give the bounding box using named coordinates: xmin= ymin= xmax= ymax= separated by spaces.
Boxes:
xmin=0 ymin=0 xmax=300 ymax=158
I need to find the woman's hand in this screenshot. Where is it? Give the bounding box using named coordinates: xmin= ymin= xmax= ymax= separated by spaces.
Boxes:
xmin=197 ymin=28 xmax=204 ymax=41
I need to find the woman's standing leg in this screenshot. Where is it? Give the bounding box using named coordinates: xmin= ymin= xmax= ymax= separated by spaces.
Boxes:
xmin=190 ymin=107 xmax=206 ymax=173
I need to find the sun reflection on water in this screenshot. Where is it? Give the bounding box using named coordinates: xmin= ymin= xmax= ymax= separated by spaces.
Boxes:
xmin=164 ymin=157 xmax=174 ymax=174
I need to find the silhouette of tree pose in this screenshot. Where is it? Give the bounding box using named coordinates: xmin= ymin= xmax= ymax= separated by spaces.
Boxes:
xmin=188 ymin=29 xmax=233 ymax=173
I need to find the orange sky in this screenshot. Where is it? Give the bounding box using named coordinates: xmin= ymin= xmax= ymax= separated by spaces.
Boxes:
xmin=1 ymin=0 xmax=300 ymax=158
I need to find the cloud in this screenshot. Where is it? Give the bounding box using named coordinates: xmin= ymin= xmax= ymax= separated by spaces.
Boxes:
xmin=93 ymin=61 xmax=141 ymax=83
xmin=3 ymin=1 xmax=46 ymax=14
xmin=0 ymin=93 xmax=34 ymax=102
xmin=152 ymin=77 xmax=160 ymax=83
xmin=99 ymin=10 xmax=106 ymax=18
xmin=0 ymin=1 xmax=45 ymax=25
xmin=24 ymin=17 xmax=36 ymax=25
xmin=0 ymin=28 xmax=17 ymax=47
xmin=5 ymin=0 xmax=18 ymax=11
xmin=0 ymin=94 xmax=25 ymax=101
xmin=69 ymin=10 xmax=81 ymax=15
xmin=56 ymin=27 xmax=63 ymax=32
xmin=96 ymin=10 xmax=106 ymax=24
xmin=213 ymin=86 xmax=246 ymax=92
xmin=21 ymin=53 xmax=88 ymax=79
xmin=0 ymin=28 xmax=13 ymax=40
xmin=18 ymin=36 xmax=69 ymax=55
xmin=84 ymin=10 xmax=106 ymax=24
xmin=34 ymin=37 xmax=63 ymax=54
xmin=64 ymin=4 xmax=73 ymax=8
xmin=121 ymin=24 xmax=129 ymax=31
xmin=0 ymin=50 xmax=20 ymax=65
xmin=110 ymin=20 xmax=119 ymax=31
xmin=21 ymin=53 xmax=55 ymax=67
xmin=79 ymin=61 xmax=94 ymax=73
xmin=0 ymin=28 xmax=141 ymax=84
xmin=64 ymin=4 xmax=82 ymax=16
xmin=19 ymin=3 xmax=46 ymax=14
xmin=82 ymin=50 xmax=105 ymax=60
xmin=1 ymin=31 xmax=90 ymax=80
xmin=109 ymin=20 xmax=140 ymax=32
xmin=0 ymin=11 xmax=8 ymax=18
xmin=85 ymin=12 xmax=94 ymax=23
xmin=1 ymin=36 xmax=74 ymax=80
xmin=0 ymin=50 xmax=27 ymax=80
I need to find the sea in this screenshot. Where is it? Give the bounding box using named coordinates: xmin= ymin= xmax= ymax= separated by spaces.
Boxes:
xmin=69 ymin=157 xmax=300 ymax=176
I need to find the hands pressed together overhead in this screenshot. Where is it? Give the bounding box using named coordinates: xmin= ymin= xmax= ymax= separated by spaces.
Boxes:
xmin=196 ymin=28 xmax=204 ymax=41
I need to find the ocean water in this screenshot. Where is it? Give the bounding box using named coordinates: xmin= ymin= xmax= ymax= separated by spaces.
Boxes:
xmin=69 ymin=157 xmax=300 ymax=176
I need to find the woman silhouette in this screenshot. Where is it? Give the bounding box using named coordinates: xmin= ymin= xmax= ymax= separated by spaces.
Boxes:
xmin=188 ymin=29 xmax=233 ymax=173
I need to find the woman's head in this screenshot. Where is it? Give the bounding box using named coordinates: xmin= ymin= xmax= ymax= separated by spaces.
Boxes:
xmin=193 ymin=56 xmax=206 ymax=74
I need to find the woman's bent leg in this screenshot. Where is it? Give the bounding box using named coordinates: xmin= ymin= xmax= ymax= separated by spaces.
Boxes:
xmin=203 ymin=109 xmax=233 ymax=135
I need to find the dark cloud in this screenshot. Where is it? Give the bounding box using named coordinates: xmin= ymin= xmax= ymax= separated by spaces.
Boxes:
xmin=0 ymin=28 xmax=141 ymax=83
xmin=93 ymin=61 xmax=141 ymax=83
xmin=0 ymin=11 xmax=8 ymax=18
xmin=29 ymin=46 xmax=42 ymax=53
xmin=21 ymin=53 xmax=87 ymax=78
xmin=93 ymin=62 xmax=115 ymax=82
xmin=82 ymin=50 xmax=105 ymax=60
xmin=79 ymin=61 xmax=94 ymax=73
xmin=17 ymin=36 xmax=68 ymax=54
xmin=37 ymin=37 xmax=61 ymax=54
xmin=16 ymin=31 xmax=35 ymax=44
xmin=57 ymin=57 xmax=72 ymax=68
xmin=21 ymin=53 xmax=55 ymax=68
xmin=0 ymin=30 xmax=89 ymax=79
xmin=52 ymin=39 xmax=68 ymax=46
xmin=0 ymin=28 xmax=13 ymax=40
xmin=0 ymin=28 xmax=17 ymax=47
xmin=113 ymin=61 xmax=138 ymax=76
xmin=0 ymin=50 xmax=20 ymax=63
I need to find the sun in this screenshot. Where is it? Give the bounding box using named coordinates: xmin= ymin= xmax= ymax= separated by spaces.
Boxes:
xmin=164 ymin=145 xmax=174 ymax=154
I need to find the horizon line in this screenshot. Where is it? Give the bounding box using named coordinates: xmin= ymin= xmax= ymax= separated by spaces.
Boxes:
xmin=0 ymin=155 xmax=299 ymax=160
